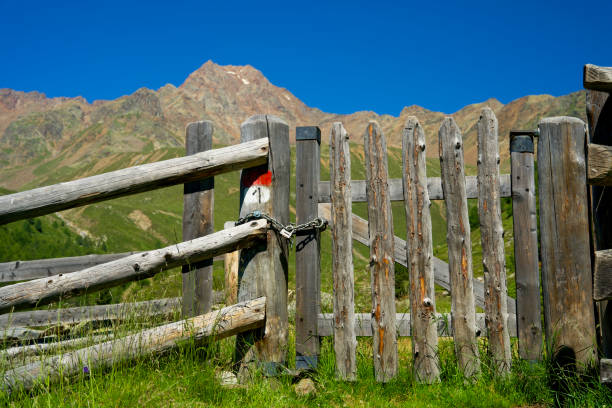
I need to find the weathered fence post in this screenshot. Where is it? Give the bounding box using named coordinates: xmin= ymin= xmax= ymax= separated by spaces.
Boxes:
xmin=509 ymin=129 xmax=542 ymax=362
xmin=477 ymin=108 xmax=511 ymax=374
xmin=364 ymin=121 xmax=397 ymax=382
xmin=402 ymin=117 xmax=440 ymax=383
xmin=182 ymin=120 xmax=214 ymax=317
xmin=538 ymin=116 xmax=596 ymax=370
xmin=585 ymin=81 xmax=612 ymax=360
xmin=295 ymin=126 xmax=322 ymax=371
xmin=235 ymin=114 xmax=290 ymax=375
xmin=330 ymin=122 xmax=357 ymax=380
xmin=224 ymin=221 xmax=239 ymax=305
xmin=439 ymin=117 xmax=481 ymax=379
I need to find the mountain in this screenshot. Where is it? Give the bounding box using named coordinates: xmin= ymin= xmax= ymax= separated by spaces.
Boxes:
xmin=0 ymin=60 xmax=586 ymax=191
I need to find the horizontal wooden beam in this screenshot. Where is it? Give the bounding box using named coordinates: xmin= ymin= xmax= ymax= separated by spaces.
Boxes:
xmin=594 ymin=249 xmax=612 ymax=301
xmin=318 ymin=313 xmax=517 ymax=337
xmin=318 ymin=174 xmax=511 ymax=203
xmin=588 ymin=143 xmax=612 ymax=186
xmin=601 ymin=358 xmax=612 ymax=383
xmin=318 ymin=204 xmax=516 ymax=314
xmin=1 ymin=327 xmax=46 ymax=342
xmin=584 ymin=64 xmax=612 ymax=92
xmin=0 ymin=138 xmax=269 ymax=225
xmin=0 ymin=293 xmax=219 ymax=328
xmin=0 ymin=253 xmax=226 ymax=283
xmin=1 ymin=335 xmax=111 ymax=362
xmin=2 ymin=297 xmax=266 ymax=392
xmin=0 ymin=220 xmax=268 ymax=313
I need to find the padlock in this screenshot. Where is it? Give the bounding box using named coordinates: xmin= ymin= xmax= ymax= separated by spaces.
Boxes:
xmin=279 ymin=228 xmax=293 ymax=239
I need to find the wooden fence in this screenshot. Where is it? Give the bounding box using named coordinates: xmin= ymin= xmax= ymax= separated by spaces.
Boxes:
xmin=584 ymin=64 xmax=612 ymax=383
xmin=295 ymin=112 xmax=524 ymax=382
xmin=295 ymin=94 xmax=604 ymax=383
xmin=0 ymin=115 xmax=283 ymax=391
xmin=1 ymin=63 xmax=610 ymax=387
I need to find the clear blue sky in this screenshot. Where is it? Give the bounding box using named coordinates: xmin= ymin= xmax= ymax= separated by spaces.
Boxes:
xmin=1 ymin=0 xmax=610 ymax=115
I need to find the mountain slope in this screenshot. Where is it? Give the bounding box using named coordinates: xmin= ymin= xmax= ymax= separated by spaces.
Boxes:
xmin=0 ymin=60 xmax=586 ymax=191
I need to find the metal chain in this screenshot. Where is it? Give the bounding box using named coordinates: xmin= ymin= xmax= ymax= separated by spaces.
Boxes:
xmin=235 ymin=210 xmax=327 ymax=247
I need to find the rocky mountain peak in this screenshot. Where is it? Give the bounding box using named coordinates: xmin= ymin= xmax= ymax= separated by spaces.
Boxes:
xmin=0 ymin=62 xmax=587 ymax=189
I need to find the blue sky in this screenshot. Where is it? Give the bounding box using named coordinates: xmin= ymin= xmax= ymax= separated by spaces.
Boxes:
xmin=1 ymin=0 xmax=610 ymax=115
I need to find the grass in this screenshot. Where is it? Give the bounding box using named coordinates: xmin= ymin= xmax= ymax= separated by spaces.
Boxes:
xmin=2 ymin=321 xmax=611 ymax=407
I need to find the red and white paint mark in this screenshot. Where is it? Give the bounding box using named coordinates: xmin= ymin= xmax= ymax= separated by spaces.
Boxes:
xmin=242 ymin=170 xmax=272 ymax=205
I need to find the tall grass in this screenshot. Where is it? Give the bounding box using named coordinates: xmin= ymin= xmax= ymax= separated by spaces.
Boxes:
xmin=2 ymin=316 xmax=610 ymax=407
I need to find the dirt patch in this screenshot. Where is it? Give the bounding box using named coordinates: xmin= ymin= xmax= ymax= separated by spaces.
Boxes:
xmin=56 ymin=212 xmax=95 ymax=239
xmin=128 ymin=210 xmax=152 ymax=230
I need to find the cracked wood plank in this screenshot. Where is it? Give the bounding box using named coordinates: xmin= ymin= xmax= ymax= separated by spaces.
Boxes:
xmin=364 ymin=121 xmax=397 ymax=382
xmin=402 ymin=117 xmax=440 ymax=383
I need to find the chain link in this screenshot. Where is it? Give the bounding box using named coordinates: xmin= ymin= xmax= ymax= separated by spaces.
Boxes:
xmin=235 ymin=210 xmax=327 ymax=247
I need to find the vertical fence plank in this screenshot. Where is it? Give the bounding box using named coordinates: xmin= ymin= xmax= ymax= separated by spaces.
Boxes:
xmin=538 ymin=117 xmax=596 ymax=370
xmin=223 ymin=221 xmax=239 ymax=305
xmin=330 ymin=122 xmax=357 ymax=380
xmin=364 ymin=121 xmax=397 ymax=382
xmin=439 ymin=117 xmax=481 ymax=378
xmin=182 ymin=120 xmax=214 ymax=317
xmin=510 ymin=130 xmax=542 ymax=362
xmin=586 ymin=88 xmax=612 ymax=359
xmin=477 ymin=108 xmax=511 ymax=374
xmin=295 ymin=126 xmax=322 ymax=371
xmin=402 ymin=117 xmax=440 ymax=383
xmin=235 ymin=114 xmax=290 ymax=375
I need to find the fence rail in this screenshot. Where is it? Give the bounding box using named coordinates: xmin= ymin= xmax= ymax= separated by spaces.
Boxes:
xmin=0 ymin=293 xmax=222 ymax=328
xmin=317 ymin=313 xmax=518 ymax=337
xmin=0 ymin=220 xmax=267 ymax=313
xmin=2 ymin=297 xmax=266 ymax=393
xmin=0 ymin=138 xmax=268 ymax=225
xmin=0 ymin=253 xmax=226 ymax=283
xmin=317 ymin=174 xmax=511 ymax=203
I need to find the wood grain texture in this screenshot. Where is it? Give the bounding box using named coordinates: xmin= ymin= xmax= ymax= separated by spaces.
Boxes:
xmin=538 ymin=116 xmax=596 ymax=369
xmin=510 ymin=137 xmax=543 ymax=361
xmin=2 ymin=297 xmax=266 ymax=393
xmin=0 ymin=220 xmax=268 ymax=314
xmin=477 ymin=108 xmax=511 ymax=374
xmin=329 ymin=122 xmax=356 ymax=380
xmin=584 ymin=64 xmax=612 ymax=92
xmin=364 ymin=121 xmax=397 ymax=382
xmin=0 ymin=297 xmax=180 ymax=328
xmin=0 ymin=138 xmax=269 ymax=225
xmin=317 ymin=175 xmax=511 ymax=203
xmin=295 ymin=127 xmax=322 ymax=371
xmin=317 ymin=203 xmax=516 ymax=314
xmin=182 ymin=121 xmax=215 ymax=317
xmin=223 ymin=221 xmax=239 ymax=305
xmin=401 ymin=117 xmax=440 ymax=383
xmin=0 ymin=327 xmax=45 ymax=342
xmin=439 ymin=117 xmax=481 ymax=378
xmin=0 ymin=254 xmax=225 ymax=283
xmin=594 ymin=250 xmax=612 ymax=301
xmin=1 ymin=335 xmax=111 ymax=363
xmin=317 ymin=313 xmax=517 ymax=337
xmin=587 ymin=143 xmax=612 ymax=185
xmin=235 ymin=115 xmax=290 ymax=373
xmin=586 ymin=89 xmax=612 ymax=360
xmin=0 ymin=253 xmax=137 ymax=283
xmin=0 ymin=294 xmax=229 ymax=328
